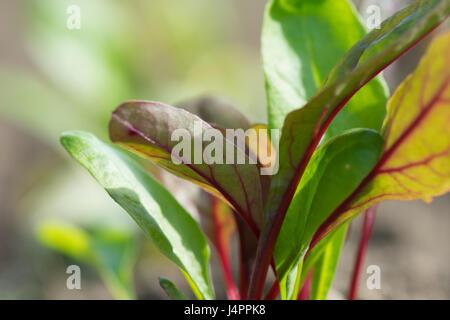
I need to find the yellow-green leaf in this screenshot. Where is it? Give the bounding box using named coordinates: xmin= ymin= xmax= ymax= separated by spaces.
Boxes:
xmin=318 ymin=32 xmax=450 ymax=237
xmin=310 ymin=224 xmax=348 ymax=300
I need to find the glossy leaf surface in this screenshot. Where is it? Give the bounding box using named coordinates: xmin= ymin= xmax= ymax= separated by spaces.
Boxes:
xmin=61 ymin=131 xmax=213 ymax=299
xmin=318 ymin=32 xmax=450 ymax=236
xmin=266 ymin=0 xmax=449 ymax=224
xmin=263 ymin=0 xmax=388 ymax=135
xmin=310 ymin=224 xmax=347 ymax=300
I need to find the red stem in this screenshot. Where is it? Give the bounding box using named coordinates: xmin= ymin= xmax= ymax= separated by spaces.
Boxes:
xmin=234 ymin=213 xmax=257 ymax=300
xmin=298 ymin=270 xmax=313 ymax=300
xmin=211 ymin=196 xmax=240 ymax=300
xmin=234 ymin=211 xmax=280 ymax=300
xmin=264 ymin=280 xmax=280 ymax=300
xmin=348 ymin=204 xmax=378 ymax=300
xmin=248 ymin=84 xmax=366 ymax=299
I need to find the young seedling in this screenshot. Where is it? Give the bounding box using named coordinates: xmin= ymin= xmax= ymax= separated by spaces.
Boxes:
xmin=61 ymin=0 xmax=449 ymax=300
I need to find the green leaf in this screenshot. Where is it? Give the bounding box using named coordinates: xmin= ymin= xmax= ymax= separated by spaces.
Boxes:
xmin=319 ymin=32 xmax=450 ymax=234
xmin=109 ymin=101 xmax=264 ymax=231
xmin=281 ymin=224 xmax=348 ymax=300
xmin=60 ymin=131 xmax=213 ymax=299
xmin=235 ymin=215 xmax=259 ymax=299
xmin=37 ymin=221 xmax=137 ymax=300
xmin=159 ymin=277 xmax=189 ymax=300
xmin=282 ymin=259 xmax=303 ymax=300
xmin=265 ymin=0 xmax=449 ymax=223
xmin=310 ymin=223 xmax=347 ymax=300
xmin=88 ymin=228 xmax=138 ymax=300
xmin=263 ymin=0 xmax=388 ymax=135
xmin=300 ymin=223 xmax=348 ymax=287
xmin=274 ymin=129 xmax=383 ymax=291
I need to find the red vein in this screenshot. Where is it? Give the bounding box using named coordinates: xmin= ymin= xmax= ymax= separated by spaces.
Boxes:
xmin=388 ymin=172 xmax=418 ymax=195
xmin=383 ymin=74 xmax=414 ymax=143
xmin=247 ymin=76 xmax=374 ymax=300
xmin=311 ymin=76 xmax=449 ymax=248
xmin=398 ymin=171 xmax=436 ymax=189
xmin=378 ymin=149 xmax=448 ymax=174
xmin=345 ymin=193 xmax=403 ymax=212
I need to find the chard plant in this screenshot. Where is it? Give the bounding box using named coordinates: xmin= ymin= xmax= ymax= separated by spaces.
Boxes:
xmin=61 ymin=0 xmax=450 ymax=300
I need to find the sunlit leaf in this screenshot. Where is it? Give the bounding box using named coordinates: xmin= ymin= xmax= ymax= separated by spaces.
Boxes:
xmin=274 ymin=129 xmax=383 ymax=293
xmin=317 ymin=32 xmax=450 ymax=236
xmin=245 ymin=124 xmax=277 ymax=203
xmin=309 ymin=224 xmax=347 ymax=300
xmin=281 ymin=222 xmax=348 ymax=300
xmin=177 ymin=97 xmax=272 ymax=206
xmin=265 ymin=0 xmax=448 ymax=225
xmin=300 ymin=223 xmax=348 ymax=288
xmin=263 ymin=0 xmax=388 ymax=136
xmin=60 ymin=131 xmax=213 ymax=299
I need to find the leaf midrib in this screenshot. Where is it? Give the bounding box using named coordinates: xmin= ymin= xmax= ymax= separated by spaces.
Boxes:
xmin=111 ymin=112 xmax=261 ymax=236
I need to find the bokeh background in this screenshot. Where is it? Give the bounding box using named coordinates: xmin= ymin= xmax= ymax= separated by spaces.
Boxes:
xmin=0 ymin=0 xmax=448 ymax=299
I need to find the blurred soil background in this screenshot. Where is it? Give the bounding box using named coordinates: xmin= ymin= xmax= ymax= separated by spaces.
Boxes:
xmin=0 ymin=0 xmax=448 ymax=299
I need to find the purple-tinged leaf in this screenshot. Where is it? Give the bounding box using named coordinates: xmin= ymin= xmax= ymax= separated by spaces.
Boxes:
xmin=109 ymin=101 xmax=264 ymax=233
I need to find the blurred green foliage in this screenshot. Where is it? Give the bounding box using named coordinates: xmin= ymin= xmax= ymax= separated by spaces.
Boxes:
xmin=37 ymin=221 xmax=138 ymax=299
xmin=0 ymin=0 xmax=265 ymax=299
